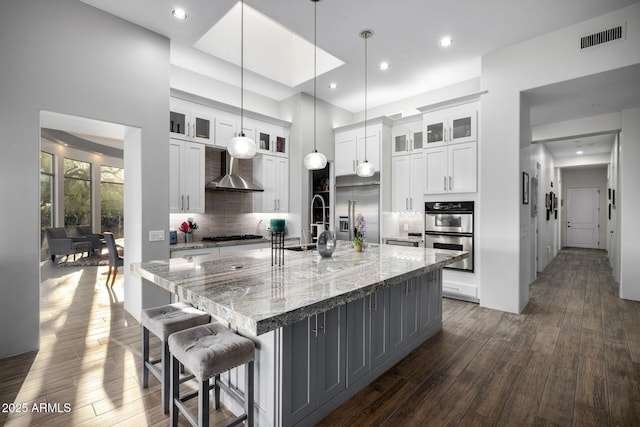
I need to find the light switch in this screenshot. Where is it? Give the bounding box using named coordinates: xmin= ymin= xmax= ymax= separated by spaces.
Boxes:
xmin=403 ymin=223 xmax=409 ymax=231
xmin=149 ymin=230 xmax=165 ymax=242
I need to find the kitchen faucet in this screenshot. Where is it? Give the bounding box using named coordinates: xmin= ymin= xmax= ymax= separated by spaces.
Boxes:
xmin=310 ymin=194 xmax=326 ymax=239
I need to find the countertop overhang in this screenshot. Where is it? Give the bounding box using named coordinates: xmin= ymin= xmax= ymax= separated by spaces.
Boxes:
xmin=133 ymin=241 xmax=467 ymax=336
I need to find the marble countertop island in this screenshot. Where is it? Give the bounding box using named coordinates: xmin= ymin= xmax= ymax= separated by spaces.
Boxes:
xmin=132 ymin=241 xmax=467 ymax=336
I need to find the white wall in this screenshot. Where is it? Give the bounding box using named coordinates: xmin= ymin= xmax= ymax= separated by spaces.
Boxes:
xmin=561 ymin=167 xmax=608 ymax=249
xmin=619 ymin=108 xmax=640 ymax=300
xmin=480 ymin=2 xmax=640 ymax=313
xmin=0 ymin=0 xmax=171 ymax=358
xmin=532 ymin=143 xmax=558 ymax=272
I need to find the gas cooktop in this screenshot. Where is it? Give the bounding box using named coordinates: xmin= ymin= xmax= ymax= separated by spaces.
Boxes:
xmin=202 ymin=234 xmax=265 ymax=242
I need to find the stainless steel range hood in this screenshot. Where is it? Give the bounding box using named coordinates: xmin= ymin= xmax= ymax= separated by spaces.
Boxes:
xmin=205 ymin=150 xmax=264 ymax=192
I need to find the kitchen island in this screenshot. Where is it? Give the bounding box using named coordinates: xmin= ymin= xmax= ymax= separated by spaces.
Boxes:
xmin=133 ymin=241 xmax=467 ymax=426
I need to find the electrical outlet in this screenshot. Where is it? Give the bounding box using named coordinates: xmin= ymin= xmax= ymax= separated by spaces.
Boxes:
xmin=149 ymin=230 xmax=165 ymax=242
xmin=403 ymin=223 xmax=409 ymax=231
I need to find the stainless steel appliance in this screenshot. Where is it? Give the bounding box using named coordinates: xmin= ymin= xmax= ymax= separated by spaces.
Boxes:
xmin=202 ymin=234 xmax=264 ymax=242
xmin=335 ymin=173 xmax=380 ymax=243
xmin=425 ymin=201 xmax=474 ymax=271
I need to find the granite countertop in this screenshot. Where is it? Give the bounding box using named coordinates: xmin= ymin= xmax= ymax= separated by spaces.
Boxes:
xmin=170 ymin=236 xmax=299 ymax=252
xmin=133 ymin=241 xmax=467 ymax=336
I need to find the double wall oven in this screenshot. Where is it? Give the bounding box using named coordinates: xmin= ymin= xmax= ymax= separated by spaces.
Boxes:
xmin=425 ymin=201 xmax=474 ymax=272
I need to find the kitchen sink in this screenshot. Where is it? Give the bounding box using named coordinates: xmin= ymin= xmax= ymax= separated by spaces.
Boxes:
xmin=284 ymin=244 xmax=317 ymax=251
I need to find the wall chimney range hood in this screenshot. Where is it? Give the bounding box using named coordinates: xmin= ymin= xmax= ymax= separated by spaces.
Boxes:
xmin=205 ymin=150 xmax=264 ymax=192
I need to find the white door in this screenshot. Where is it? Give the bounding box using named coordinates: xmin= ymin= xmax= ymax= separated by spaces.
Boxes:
xmin=567 ymin=188 xmax=599 ymax=248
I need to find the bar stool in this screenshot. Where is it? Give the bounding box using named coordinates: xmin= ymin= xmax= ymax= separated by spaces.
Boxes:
xmin=168 ymin=322 xmax=255 ymax=427
xmin=141 ymin=302 xmax=210 ymax=413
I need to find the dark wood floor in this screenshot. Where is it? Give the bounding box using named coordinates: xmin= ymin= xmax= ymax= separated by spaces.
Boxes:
xmin=1 ymin=248 xmax=639 ymax=426
xmin=318 ymin=248 xmax=640 ymax=426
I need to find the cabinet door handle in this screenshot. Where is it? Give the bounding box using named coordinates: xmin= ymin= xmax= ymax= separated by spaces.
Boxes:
xmin=368 ymin=295 xmax=372 ymax=312
xmin=444 ymin=128 xmax=447 ymax=142
xmin=187 ymin=195 xmax=190 ymax=210
xmin=273 ymin=199 xmax=277 ymax=210
xmin=444 ymin=177 xmax=447 ymax=191
xmin=375 ymin=291 xmax=378 ymax=310
xmin=192 ymin=123 xmax=196 ymax=138
xmin=322 ymin=311 xmax=326 ymax=334
xmin=181 ymin=195 xmax=184 ymax=210
xmin=312 ymin=314 xmax=318 ymax=338
xmin=449 ymin=127 xmax=452 ymax=141
xmin=449 ymin=176 xmax=452 ymax=190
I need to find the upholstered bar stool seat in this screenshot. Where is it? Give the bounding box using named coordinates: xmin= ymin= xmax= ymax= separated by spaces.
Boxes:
xmin=141 ymin=302 xmax=210 ymax=413
xmin=168 ymin=322 xmax=255 ymax=427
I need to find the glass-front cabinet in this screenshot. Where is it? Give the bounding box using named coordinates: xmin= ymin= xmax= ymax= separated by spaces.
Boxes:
xmin=423 ymin=104 xmax=477 ymax=148
xmin=169 ymin=99 xmax=214 ymax=145
xmin=392 ymin=117 xmax=423 ymax=156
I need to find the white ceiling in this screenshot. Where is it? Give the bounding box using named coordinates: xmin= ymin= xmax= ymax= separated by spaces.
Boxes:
xmin=78 ymin=0 xmax=640 ymax=113
xmin=541 ymin=134 xmax=615 ymax=159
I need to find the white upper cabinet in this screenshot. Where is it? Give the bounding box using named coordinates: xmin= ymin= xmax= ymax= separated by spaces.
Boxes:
xmin=421 ymin=100 xmax=478 ymax=194
xmin=392 ymin=152 xmax=425 ymax=212
xmin=334 ymin=123 xmax=382 ymax=176
xmin=423 ymin=103 xmax=477 ymax=148
xmin=424 ymin=142 xmax=476 ymax=194
xmin=392 ymin=118 xmax=423 ymax=156
xmin=254 ymin=155 xmax=289 ymax=213
xmin=214 ymin=111 xmax=238 ymax=149
xmin=170 ymin=99 xmax=214 ymax=145
xmin=169 ymin=138 xmax=205 ymax=213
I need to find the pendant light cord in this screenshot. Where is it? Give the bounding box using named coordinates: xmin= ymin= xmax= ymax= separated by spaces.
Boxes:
xmin=240 ymin=0 xmax=245 ymax=134
xmin=363 ymin=32 xmax=368 ymax=163
xmin=313 ymin=0 xmax=317 ymax=153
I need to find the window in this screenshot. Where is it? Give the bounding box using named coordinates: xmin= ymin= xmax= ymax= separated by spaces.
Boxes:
xmin=64 ymin=158 xmax=91 ymax=234
xmin=40 ymin=151 xmax=54 ymax=260
xmin=101 ymin=165 xmax=124 ymax=238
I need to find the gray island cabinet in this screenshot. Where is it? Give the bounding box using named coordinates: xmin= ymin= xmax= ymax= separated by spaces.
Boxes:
xmin=133 ymin=241 xmax=466 ymax=426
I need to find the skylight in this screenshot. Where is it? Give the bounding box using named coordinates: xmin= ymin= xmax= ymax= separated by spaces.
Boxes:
xmin=193 ymin=2 xmax=344 ymax=88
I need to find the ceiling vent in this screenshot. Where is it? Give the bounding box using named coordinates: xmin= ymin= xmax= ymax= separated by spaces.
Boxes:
xmin=580 ymin=24 xmax=625 ymax=50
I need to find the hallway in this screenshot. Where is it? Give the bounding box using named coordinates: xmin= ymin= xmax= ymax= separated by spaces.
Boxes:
xmin=319 ymin=248 xmax=640 ymax=426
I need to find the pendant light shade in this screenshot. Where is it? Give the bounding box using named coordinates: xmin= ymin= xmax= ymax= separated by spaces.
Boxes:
xmin=304 ymin=0 xmax=328 ymax=171
xmin=228 ymin=134 xmax=257 ymax=159
xmin=356 ymin=160 xmax=375 ymax=177
xmin=357 ymin=29 xmax=375 ymax=178
xmin=304 ymin=150 xmax=328 ymax=170
xmin=228 ymin=0 xmax=257 ymax=159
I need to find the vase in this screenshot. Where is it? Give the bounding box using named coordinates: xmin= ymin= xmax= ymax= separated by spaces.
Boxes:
xmin=354 ymin=242 xmax=362 ymax=252
xmin=317 ymin=230 xmax=336 ymax=257
xmin=185 ymin=233 xmax=193 ymax=244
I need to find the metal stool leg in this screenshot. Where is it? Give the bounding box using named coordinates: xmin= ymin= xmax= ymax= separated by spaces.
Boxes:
xmin=170 ymin=355 xmax=179 ymax=427
xmin=214 ymin=374 xmax=221 ymax=410
xmin=199 ymin=378 xmax=210 ymax=427
xmin=245 ymin=361 xmax=254 ymax=427
xmin=162 ymin=340 xmax=170 ymax=413
xmin=142 ymin=327 xmax=149 ymax=388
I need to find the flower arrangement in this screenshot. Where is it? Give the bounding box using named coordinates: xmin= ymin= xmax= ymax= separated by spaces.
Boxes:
xmin=179 ymin=218 xmax=199 ymax=234
xmin=353 ymin=213 xmax=366 ymax=247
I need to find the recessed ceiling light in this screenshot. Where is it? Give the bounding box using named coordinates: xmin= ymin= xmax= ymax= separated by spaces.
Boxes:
xmin=577 ymin=150 xmax=583 ymax=155
xmin=172 ymin=8 xmax=188 ymax=20
xmin=329 ymin=82 xmax=337 ymax=89
xmin=440 ymin=36 xmax=452 ymax=47
xmin=592 ymin=103 xmax=600 ymax=108
xmin=379 ymin=62 xmax=389 ymax=71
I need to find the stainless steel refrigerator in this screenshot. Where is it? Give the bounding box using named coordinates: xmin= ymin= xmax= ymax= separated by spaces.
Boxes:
xmin=335 ymin=173 xmax=380 ymax=243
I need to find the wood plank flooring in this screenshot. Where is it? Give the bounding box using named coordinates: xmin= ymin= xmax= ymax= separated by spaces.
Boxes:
xmin=1 ymin=248 xmax=639 ymax=426
xmin=318 ymin=248 xmax=640 ymax=426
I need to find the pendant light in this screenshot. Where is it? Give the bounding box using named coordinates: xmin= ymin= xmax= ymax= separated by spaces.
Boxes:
xmin=303 ymin=0 xmax=328 ymax=170
xmin=356 ymin=30 xmax=375 ymax=178
xmin=227 ymin=0 xmax=257 ymax=159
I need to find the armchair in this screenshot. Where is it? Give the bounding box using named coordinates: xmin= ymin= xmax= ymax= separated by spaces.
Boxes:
xmin=45 ymin=227 xmax=93 ymax=262
xmin=76 ymin=225 xmax=106 ymax=255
